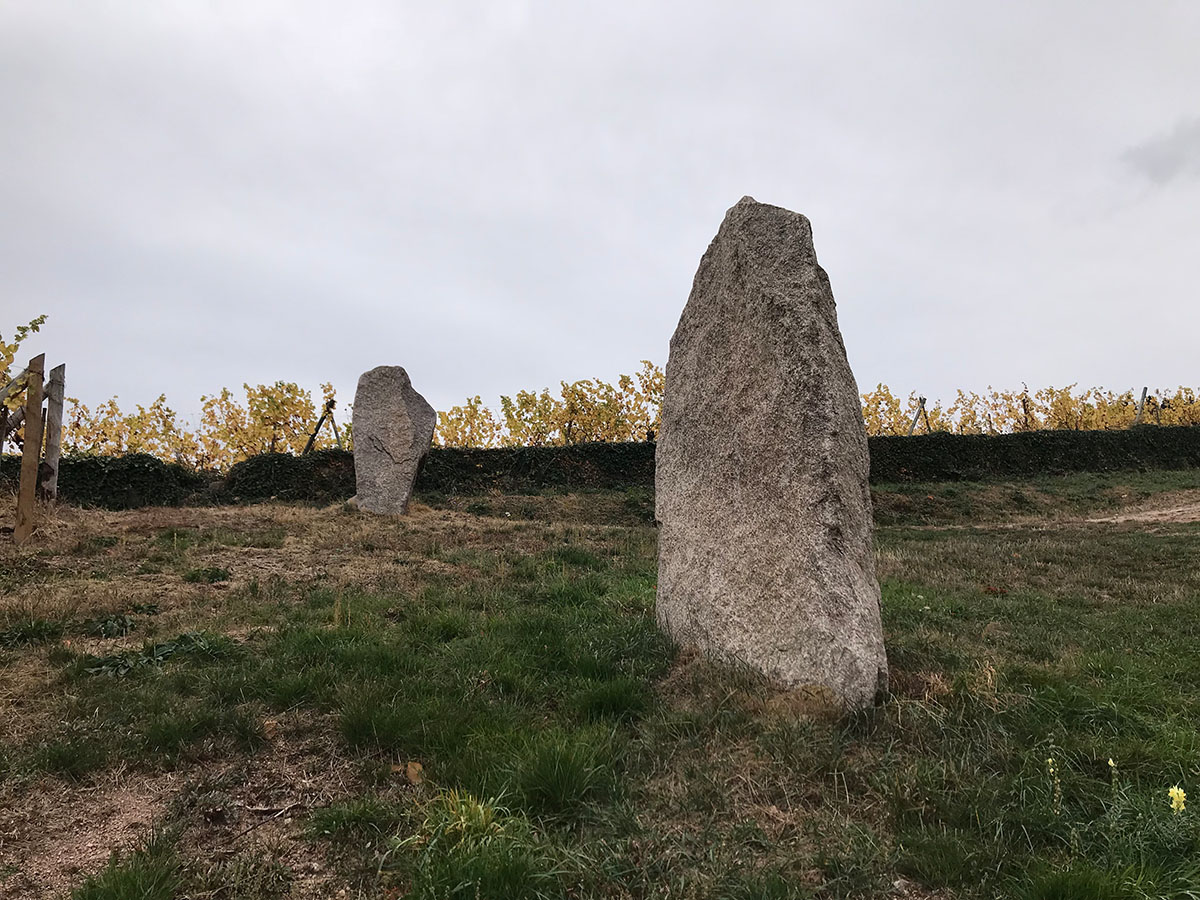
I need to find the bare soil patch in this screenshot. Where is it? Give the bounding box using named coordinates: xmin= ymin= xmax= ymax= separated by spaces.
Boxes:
xmin=0 ymin=769 xmax=177 ymax=899
xmin=1086 ymin=491 xmax=1200 ymax=524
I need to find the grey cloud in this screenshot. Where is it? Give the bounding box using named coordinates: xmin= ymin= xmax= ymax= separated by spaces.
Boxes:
xmin=1124 ymin=118 xmax=1200 ymax=184
xmin=1 ymin=2 xmax=1199 ymax=418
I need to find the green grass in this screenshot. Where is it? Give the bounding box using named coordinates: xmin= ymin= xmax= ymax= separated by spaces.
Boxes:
xmin=384 ymin=791 xmax=578 ymax=900
xmin=871 ymin=468 xmax=1200 ymax=526
xmin=72 ymin=834 xmax=179 ymax=900
xmin=182 ymin=566 xmax=231 ymax=583
xmin=0 ymin=618 xmax=64 ymax=648
xmin=4 ymin=471 xmax=1200 ymax=897
xmin=155 ymin=525 xmax=287 ymax=551
xmin=308 ymin=797 xmax=407 ymax=840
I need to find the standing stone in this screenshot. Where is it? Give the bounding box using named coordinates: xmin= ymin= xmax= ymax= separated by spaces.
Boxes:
xmin=352 ymin=366 xmax=436 ymax=515
xmin=656 ymin=197 xmax=887 ymax=709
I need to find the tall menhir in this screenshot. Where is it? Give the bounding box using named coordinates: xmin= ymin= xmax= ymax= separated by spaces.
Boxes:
xmin=655 ymin=197 xmax=888 ymax=709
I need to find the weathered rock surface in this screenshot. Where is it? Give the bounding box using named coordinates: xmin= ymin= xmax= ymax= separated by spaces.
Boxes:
xmin=655 ymin=196 xmax=888 ymax=709
xmin=351 ymin=366 xmax=436 ymax=515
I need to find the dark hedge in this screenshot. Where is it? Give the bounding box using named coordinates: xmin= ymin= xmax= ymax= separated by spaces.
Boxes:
xmin=222 ymin=449 xmax=355 ymax=503
xmin=218 ymin=426 xmax=1200 ymax=503
xmin=221 ymin=443 xmax=657 ymax=504
xmin=419 ymin=443 xmax=657 ymax=495
xmin=6 ymin=426 xmax=1199 ymax=509
xmin=1 ymin=453 xmax=208 ymax=510
xmin=868 ymin=425 xmax=1200 ymax=483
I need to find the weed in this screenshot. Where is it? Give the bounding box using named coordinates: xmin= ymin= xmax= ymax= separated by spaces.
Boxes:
xmin=85 ymin=613 xmax=137 ymax=638
xmin=83 ymin=631 xmax=233 ymax=677
xmin=0 ymin=618 xmax=64 ymax=648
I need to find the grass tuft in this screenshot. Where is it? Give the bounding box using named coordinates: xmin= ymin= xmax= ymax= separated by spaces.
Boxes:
xmin=387 ymin=790 xmax=575 ymax=900
xmin=72 ymin=833 xmax=179 ymax=900
xmin=506 ymin=727 xmax=617 ymax=820
xmin=0 ymin=618 xmax=65 ymax=648
xmin=182 ymin=566 xmax=231 ymax=584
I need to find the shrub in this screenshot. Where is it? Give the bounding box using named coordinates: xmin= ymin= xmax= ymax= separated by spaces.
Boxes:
xmin=0 ymin=453 xmax=207 ymax=509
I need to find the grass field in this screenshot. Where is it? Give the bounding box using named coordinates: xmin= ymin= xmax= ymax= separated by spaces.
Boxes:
xmin=2 ymin=470 xmax=1200 ymax=899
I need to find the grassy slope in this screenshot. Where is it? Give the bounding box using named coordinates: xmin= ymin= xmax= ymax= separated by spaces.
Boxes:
xmin=1 ymin=470 xmax=1199 ymax=898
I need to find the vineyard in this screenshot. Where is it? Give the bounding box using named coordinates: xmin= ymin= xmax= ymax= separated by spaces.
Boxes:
xmin=5 ymin=315 xmax=1200 ymax=471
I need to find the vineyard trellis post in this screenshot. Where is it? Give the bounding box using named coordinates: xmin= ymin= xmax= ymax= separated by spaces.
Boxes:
xmin=42 ymin=363 xmax=67 ymax=500
xmin=907 ymin=396 xmax=928 ymax=436
xmin=6 ymin=354 xmax=67 ymax=545
xmin=302 ymin=398 xmax=343 ymax=454
xmin=13 ymin=354 xmax=46 ymax=544
xmin=1133 ymin=386 xmax=1148 ymax=426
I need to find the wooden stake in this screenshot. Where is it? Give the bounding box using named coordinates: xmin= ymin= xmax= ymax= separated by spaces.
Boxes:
xmin=302 ymin=405 xmax=331 ymax=453
xmin=1133 ymin=386 xmax=1148 ymax=426
xmin=14 ymin=354 xmax=45 ymax=544
xmin=40 ymin=364 xmax=66 ymax=501
xmin=907 ymin=397 xmax=927 ymax=436
xmin=328 ymin=411 xmax=343 ymax=449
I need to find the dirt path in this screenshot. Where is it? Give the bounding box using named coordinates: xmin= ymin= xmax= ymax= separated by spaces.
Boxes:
xmin=1086 ymin=492 xmax=1200 ymax=525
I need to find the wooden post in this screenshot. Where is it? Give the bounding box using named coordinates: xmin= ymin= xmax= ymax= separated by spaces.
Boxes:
xmin=1133 ymin=386 xmax=1148 ymax=426
xmin=328 ymin=410 xmax=343 ymax=449
xmin=14 ymin=354 xmax=45 ymax=544
xmin=907 ymin=397 xmax=927 ymax=436
xmin=302 ymin=400 xmax=333 ymax=455
xmin=40 ymin=364 xmax=66 ymax=500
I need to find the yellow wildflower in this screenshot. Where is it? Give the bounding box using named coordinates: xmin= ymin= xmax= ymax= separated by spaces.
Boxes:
xmin=1169 ymin=785 xmax=1186 ymax=814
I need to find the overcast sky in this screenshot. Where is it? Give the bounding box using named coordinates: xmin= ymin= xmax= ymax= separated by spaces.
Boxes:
xmin=3 ymin=1 xmax=1198 ymax=420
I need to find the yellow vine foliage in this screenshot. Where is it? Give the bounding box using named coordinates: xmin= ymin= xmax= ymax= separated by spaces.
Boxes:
xmin=3 ymin=307 xmax=1191 ymax=466
xmin=65 ymin=382 xmax=342 ymax=469
xmin=1 ymin=314 xmax=47 ymax=413
xmin=861 ymin=385 xmax=1200 ymax=435
xmin=435 ymin=362 xmax=665 ymax=449
xmin=57 ymin=375 xmax=1200 ymax=464
xmin=435 ymin=396 xmax=503 ymax=449
xmin=65 ymin=395 xmax=198 ymax=462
